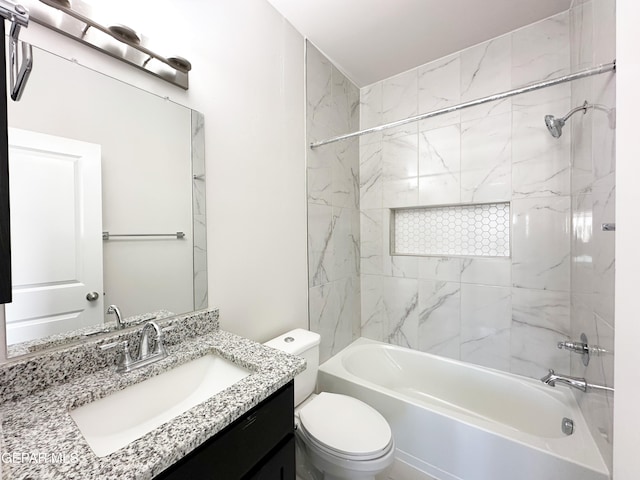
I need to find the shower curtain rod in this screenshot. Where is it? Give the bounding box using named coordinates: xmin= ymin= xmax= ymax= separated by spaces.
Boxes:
xmin=310 ymin=60 xmax=616 ymax=149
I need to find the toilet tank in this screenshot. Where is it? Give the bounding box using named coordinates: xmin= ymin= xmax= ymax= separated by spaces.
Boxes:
xmin=264 ymin=329 xmax=320 ymax=407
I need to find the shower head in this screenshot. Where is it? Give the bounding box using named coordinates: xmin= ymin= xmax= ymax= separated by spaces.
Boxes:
xmin=545 ymin=101 xmax=593 ymax=138
xmin=545 ymin=114 xmax=565 ymax=138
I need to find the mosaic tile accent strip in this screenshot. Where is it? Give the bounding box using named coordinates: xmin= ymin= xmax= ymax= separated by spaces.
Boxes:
xmin=392 ymin=203 xmax=510 ymax=257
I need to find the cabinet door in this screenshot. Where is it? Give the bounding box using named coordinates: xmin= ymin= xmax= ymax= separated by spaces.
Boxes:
xmin=247 ymin=435 xmax=295 ymax=480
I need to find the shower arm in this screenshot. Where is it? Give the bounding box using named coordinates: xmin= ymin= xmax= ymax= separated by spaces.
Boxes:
xmin=561 ymin=101 xmax=593 ymax=123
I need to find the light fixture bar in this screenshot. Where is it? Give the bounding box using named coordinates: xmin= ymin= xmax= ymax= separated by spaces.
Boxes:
xmin=0 ymin=0 xmax=28 ymax=27
xmin=29 ymin=0 xmax=191 ymax=89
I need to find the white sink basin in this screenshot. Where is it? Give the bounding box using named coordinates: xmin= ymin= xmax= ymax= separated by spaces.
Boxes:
xmin=70 ymin=353 xmax=251 ymax=457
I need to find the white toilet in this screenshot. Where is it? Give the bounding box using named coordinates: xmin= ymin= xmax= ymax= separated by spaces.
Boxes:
xmin=265 ymin=329 xmax=395 ymax=480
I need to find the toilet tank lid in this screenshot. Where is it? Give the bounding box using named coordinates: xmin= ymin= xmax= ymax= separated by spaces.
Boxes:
xmin=264 ymin=329 xmax=320 ymax=355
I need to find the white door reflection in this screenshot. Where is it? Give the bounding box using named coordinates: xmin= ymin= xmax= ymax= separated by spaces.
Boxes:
xmin=6 ymin=128 xmax=103 ymax=344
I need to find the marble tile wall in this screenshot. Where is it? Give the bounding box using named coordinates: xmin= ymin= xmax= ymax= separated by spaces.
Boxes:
xmin=360 ymin=11 xmax=576 ymax=379
xmin=304 ymin=2 xmax=615 ymax=473
xmin=569 ymin=0 xmax=616 ymax=471
xmin=306 ymin=13 xmax=615 ymax=471
xmin=307 ymin=42 xmax=361 ymax=362
xmin=192 ymin=111 xmax=208 ymax=311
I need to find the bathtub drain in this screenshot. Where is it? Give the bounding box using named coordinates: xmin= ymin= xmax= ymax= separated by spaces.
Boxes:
xmin=562 ymin=417 xmax=574 ymax=435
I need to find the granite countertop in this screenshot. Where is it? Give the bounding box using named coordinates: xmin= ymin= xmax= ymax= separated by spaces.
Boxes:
xmin=0 ymin=327 xmax=305 ymax=480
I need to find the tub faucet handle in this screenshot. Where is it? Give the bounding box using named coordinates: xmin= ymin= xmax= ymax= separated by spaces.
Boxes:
xmin=558 ymin=333 xmax=591 ymax=366
xmin=557 ymin=340 xmax=588 ymax=353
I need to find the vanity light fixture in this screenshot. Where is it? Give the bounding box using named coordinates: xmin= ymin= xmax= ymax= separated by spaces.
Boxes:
xmin=42 ymin=0 xmax=67 ymax=7
xmin=107 ymin=23 xmax=141 ymax=45
xmin=167 ymin=55 xmax=192 ymax=72
xmin=26 ymin=0 xmax=191 ymax=89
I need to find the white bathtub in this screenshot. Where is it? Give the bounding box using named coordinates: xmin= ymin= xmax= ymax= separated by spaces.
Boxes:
xmin=318 ymin=338 xmax=609 ymax=480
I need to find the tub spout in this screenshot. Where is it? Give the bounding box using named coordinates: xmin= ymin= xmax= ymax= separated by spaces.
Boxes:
xmin=540 ymin=369 xmax=587 ymax=392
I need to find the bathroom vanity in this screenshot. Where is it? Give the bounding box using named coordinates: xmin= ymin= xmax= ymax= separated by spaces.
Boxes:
xmin=0 ymin=309 xmax=304 ymax=479
xmin=156 ymin=381 xmax=295 ymax=479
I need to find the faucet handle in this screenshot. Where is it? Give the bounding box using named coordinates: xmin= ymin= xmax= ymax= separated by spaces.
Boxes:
xmin=100 ymin=340 xmax=134 ymax=371
xmin=557 ymin=340 xmax=588 ymax=353
xmin=558 ymin=333 xmax=591 ymax=366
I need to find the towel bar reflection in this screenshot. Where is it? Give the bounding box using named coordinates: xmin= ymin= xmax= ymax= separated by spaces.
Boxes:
xmin=102 ymin=231 xmax=185 ymax=240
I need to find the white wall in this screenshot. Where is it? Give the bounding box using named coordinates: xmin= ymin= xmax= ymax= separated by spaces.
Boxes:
xmin=17 ymin=0 xmax=308 ymax=342
xmin=203 ymin=2 xmax=307 ymax=342
xmin=614 ymin=1 xmax=640 ymax=478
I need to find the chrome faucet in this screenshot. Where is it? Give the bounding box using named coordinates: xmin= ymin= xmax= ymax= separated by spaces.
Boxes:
xmin=541 ymin=369 xmax=614 ymax=393
xmin=100 ymin=320 xmax=168 ymax=373
xmin=106 ymin=304 xmax=125 ymax=330
xmin=540 ymin=369 xmax=588 ymax=392
xmin=557 ymin=333 xmax=608 ymax=367
xmin=138 ymin=321 xmax=167 ymax=361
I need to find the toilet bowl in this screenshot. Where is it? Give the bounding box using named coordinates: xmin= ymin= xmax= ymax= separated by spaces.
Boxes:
xmin=296 ymin=392 xmax=395 ymax=480
xmin=265 ymin=329 xmax=395 ymax=480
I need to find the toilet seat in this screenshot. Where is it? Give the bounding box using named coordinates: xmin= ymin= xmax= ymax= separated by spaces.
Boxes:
xmin=298 ymin=392 xmax=393 ymax=461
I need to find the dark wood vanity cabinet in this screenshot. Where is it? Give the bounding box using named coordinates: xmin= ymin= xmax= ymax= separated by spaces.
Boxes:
xmin=155 ymin=381 xmax=295 ymax=480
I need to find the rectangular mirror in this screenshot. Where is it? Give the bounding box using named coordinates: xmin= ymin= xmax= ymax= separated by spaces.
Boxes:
xmin=4 ymin=45 xmax=207 ymax=357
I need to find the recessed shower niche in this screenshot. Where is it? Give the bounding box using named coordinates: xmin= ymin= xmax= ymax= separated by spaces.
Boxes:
xmin=391 ymin=202 xmax=511 ymax=257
